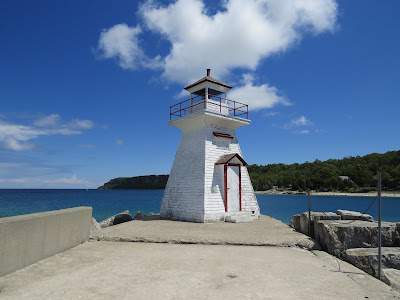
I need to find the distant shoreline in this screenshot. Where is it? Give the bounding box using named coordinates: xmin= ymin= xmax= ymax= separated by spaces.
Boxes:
xmin=255 ymin=189 xmax=400 ymax=198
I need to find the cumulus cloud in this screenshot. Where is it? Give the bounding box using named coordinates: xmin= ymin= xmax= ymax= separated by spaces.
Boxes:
xmin=284 ymin=115 xmax=313 ymax=131
xmin=0 ymin=114 xmax=95 ymax=151
xmin=228 ymin=74 xmax=291 ymax=110
xmin=97 ymin=0 xmax=337 ymax=85
xmin=97 ymin=23 xmax=162 ymax=70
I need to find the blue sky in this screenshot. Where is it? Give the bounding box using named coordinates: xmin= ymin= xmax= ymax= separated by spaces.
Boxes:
xmin=0 ymin=0 xmax=399 ymax=188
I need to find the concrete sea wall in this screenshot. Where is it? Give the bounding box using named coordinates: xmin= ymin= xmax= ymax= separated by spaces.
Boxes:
xmin=0 ymin=207 xmax=92 ymax=277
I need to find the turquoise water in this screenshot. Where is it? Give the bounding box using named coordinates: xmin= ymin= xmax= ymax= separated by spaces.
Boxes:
xmin=0 ymin=189 xmax=399 ymax=224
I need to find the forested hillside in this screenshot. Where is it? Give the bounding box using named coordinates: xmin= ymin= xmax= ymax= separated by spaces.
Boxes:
xmin=98 ymin=151 xmax=400 ymax=192
xmin=248 ymin=150 xmax=400 ymax=192
xmin=98 ymin=175 xmax=168 ymax=190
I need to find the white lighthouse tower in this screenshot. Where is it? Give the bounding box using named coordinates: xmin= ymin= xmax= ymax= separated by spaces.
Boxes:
xmin=161 ymin=69 xmax=260 ymax=223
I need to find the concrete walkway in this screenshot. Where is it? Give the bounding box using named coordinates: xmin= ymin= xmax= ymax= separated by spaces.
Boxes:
xmin=0 ymin=215 xmax=399 ymax=299
xmin=90 ymin=215 xmax=319 ymax=249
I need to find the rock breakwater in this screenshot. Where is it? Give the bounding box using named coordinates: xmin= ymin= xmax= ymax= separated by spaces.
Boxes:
xmin=290 ymin=210 xmax=400 ymax=291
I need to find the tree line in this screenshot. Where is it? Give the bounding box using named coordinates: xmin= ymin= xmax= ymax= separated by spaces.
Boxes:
xmin=248 ymin=150 xmax=400 ymax=192
xmin=98 ymin=151 xmax=400 ymax=192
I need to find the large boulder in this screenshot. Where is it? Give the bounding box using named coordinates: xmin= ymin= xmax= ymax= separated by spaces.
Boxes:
xmin=337 ymin=209 xmax=374 ymax=222
xmin=314 ymin=220 xmax=398 ymax=256
xmin=289 ymin=214 xmax=300 ymax=232
xmin=397 ymin=223 xmax=400 ymax=245
xmin=90 ymin=217 xmax=101 ymax=234
xmin=133 ymin=211 xmax=146 ymax=220
xmin=343 ymin=247 xmax=400 ymax=277
xmin=99 ymin=210 xmax=132 ymax=228
xmin=298 ymin=211 xmax=340 ymax=238
xmin=343 ymin=247 xmax=400 ymax=291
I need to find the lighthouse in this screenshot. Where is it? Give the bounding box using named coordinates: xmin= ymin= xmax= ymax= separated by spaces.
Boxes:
xmin=161 ymin=69 xmax=260 ymax=223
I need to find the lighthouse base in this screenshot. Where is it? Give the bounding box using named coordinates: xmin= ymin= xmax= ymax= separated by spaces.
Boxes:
xmin=160 ymin=208 xmax=258 ymax=223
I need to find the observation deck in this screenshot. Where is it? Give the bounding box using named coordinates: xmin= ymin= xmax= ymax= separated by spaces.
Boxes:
xmin=170 ymin=93 xmax=248 ymax=121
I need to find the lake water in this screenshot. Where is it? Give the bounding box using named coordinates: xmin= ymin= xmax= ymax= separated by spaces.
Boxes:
xmin=0 ymin=189 xmax=399 ymax=224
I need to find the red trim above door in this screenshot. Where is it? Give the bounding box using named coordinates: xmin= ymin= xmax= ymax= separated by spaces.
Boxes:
xmin=213 ymin=132 xmax=234 ymax=139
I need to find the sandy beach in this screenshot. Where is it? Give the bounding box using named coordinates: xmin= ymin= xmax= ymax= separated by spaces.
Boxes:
xmin=255 ymin=189 xmax=400 ymax=198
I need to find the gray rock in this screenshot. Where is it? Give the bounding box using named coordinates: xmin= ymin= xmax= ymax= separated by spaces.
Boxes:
xmin=337 ymin=209 xmax=374 ymax=222
xmin=90 ymin=217 xmax=101 ymax=234
xmin=397 ymin=223 xmax=400 ymax=246
xmin=298 ymin=211 xmax=340 ymax=238
xmin=147 ymin=212 xmax=155 ymax=216
xmin=133 ymin=211 xmax=146 ymax=220
xmin=99 ymin=210 xmax=132 ymax=228
xmin=343 ymin=247 xmax=400 ymax=277
xmin=343 ymin=248 xmax=400 ymax=291
xmin=289 ymin=214 xmax=300 ymax=231
xmin=315 ymin=220 xmax=398 ymax=256
xmin=382 ymin=268 xmax=400 ymax=292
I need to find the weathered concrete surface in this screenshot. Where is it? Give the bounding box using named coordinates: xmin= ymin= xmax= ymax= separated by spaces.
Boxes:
xmin=337 ymin=209 xmax=374 ymax=222
xmin=383 ymin=269 xmax=400 ymax=292
xmin=0 ymin=207 xmax=92 ymax=277
xmin=89 ymin=217 xmax=101 ymax=234
xmin=90 ymin=214 xmax=320 ymax=250
xmin=0 ymin=241 xmax=398 ymax=299
xmin=99 ymin=210 xmax=132 ymax=228
xmin=315 ymin=220 xmax=398 ymax=256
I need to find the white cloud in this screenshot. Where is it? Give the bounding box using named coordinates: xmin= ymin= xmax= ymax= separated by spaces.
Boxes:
xmin=291 ymin=116 xmax=313 ymax=126
xmin=3 ymin=137 xmax=36 ymax=151
xmin=0 ymin=114 xmax=95 ymax=151
xmin=34 ymin=114 xmax=61 ymax=127
xmin=228 ymin=73 xmax=291 ymax=110
xmin=97 ymin=0 xmax=337 ymax=85
xmin=284 ymin=115 xmax=313 ymax=130
xmin=69 ymin=119 xmax=95 ymax=129
xmin=115 ymin=138 xmax=125 ymax=145
xmin=97 ymin=23 xmax=162 ymax=70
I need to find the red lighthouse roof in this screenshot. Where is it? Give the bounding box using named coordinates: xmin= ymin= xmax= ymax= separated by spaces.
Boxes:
xmin=184 ymin=69 xmax=232 ymax=90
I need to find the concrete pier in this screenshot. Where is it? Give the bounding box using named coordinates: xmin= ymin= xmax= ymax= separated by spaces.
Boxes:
xmin=0 ymin=214 xmax=399 ymax=299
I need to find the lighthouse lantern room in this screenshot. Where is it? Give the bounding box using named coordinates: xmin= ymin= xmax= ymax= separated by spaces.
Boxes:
xmin=161 ymin=69 xmax=260 ymax=223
